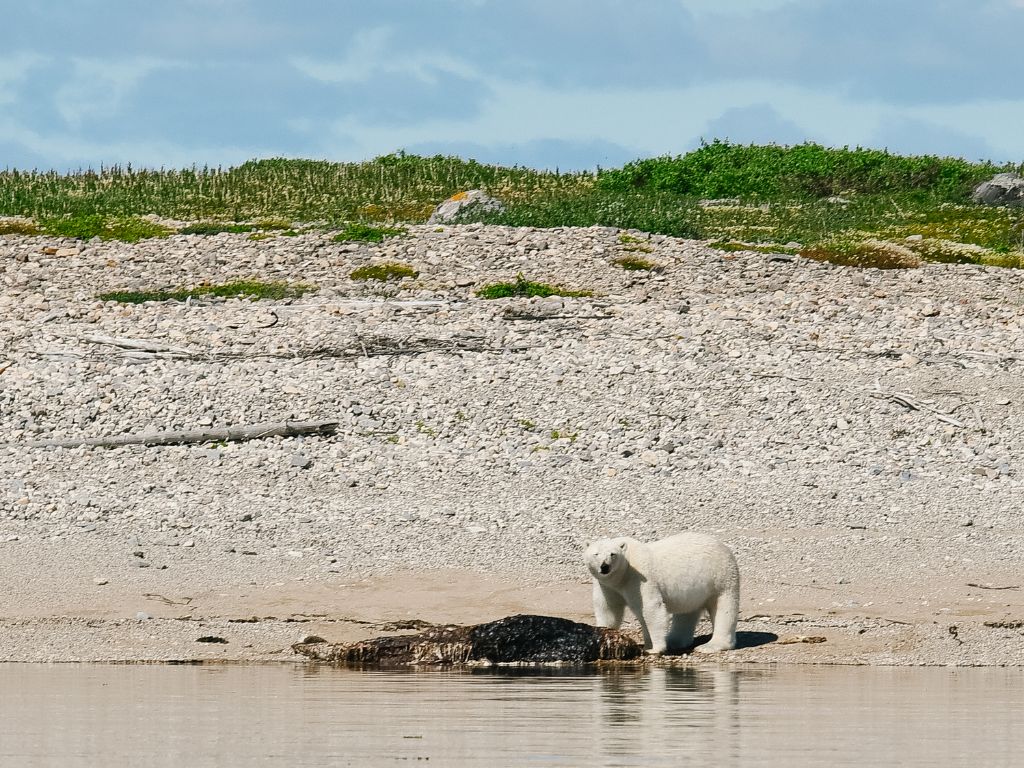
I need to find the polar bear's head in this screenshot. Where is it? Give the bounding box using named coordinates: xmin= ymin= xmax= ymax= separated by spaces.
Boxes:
xmin=584 ymin=538 xmax=629 ymax=580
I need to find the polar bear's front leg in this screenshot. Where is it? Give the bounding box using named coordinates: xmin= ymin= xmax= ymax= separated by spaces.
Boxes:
xmin=592 ymin=581 xmax=626 ymax=628
xmin=637 ymin=590 xmax=671 ymax=655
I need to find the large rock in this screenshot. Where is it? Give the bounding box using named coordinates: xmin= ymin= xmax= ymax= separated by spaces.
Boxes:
xmin=292 ymin=614 xmax=643 ymax=666
xmin=427 ymin=190 xmax=504 ymax=224
xmin=972 ymin=173 xmax=1024 ymax=207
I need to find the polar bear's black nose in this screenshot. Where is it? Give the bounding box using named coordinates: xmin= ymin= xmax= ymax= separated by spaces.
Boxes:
xmin=599 ymin=563 xmax=610 ymax=575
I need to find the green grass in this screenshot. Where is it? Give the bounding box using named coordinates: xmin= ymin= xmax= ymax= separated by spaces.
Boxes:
xmin=180 ymin=222 xmax=256 ymax=235
xmin=98 ymin=280 xmax=315 ymax=304
xmin=180 ymin=219 xmax=298 ymax=236
xmin=334 ymin=222 xmax=408 ymax=243
xmin=0 ymin=153 xmax=588 ymax=223
xmin=40 ymin=214 xmax=172 ymax=242
xmin=349 ymin=262 xmax=418 ymax=281
xmin=477 ymin=273 xmax=593 ymax=299
xmin=2 ymin=144 xmax=1023 ymax=269
xmin=465 ymin=187 xmax=701 ymax=238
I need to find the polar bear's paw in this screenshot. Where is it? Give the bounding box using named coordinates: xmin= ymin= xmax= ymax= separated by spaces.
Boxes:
xmin=694 ymin=639 xmax=735 ymax=654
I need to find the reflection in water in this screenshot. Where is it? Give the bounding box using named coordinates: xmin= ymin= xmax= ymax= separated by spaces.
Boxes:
xmin=597 ymin=666 xmax=745 ymax=765
xmin=1 ymin=664 xmax=1022 ymax=767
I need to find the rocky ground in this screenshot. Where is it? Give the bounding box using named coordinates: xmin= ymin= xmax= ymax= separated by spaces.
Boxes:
xmin=2 ymin=223 xmax=1024 ymax=665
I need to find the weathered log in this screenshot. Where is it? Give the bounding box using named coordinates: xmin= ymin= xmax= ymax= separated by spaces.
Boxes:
xmin=292 ymin=614 xmax=643 ymax=666
xmin=18 ymin=419 xmax=338 ymax=449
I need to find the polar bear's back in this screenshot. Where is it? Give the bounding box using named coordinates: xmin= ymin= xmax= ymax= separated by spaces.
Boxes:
xmin=641 ymin=532 xmax=739 ymax=605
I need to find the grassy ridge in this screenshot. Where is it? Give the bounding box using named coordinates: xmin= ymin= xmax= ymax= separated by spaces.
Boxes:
xmin=2 ymin=143 xmax=1023 ymax=268
xmin=0 ymin=152 xmax=590 ymax=223
xmin=596 ymin=141 xmax=1010 ymax=201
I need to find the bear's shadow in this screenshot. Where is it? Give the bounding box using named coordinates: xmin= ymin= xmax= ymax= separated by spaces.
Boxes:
xmin=670 ymin=631 xmax=778 ymax=655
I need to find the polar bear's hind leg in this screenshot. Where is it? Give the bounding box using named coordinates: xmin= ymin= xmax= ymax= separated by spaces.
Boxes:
xmin=695 ymin=590 xmax=738 ymax=653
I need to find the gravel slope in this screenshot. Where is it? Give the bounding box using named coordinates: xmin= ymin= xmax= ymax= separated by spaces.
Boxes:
xmin=2 ymin=223 xmax=1023 ymax=664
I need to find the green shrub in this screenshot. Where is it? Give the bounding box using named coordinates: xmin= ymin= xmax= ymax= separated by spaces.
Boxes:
xmin=477 ymin=273 xmax=593 ymax=299
xmin=598 ymin=140 xmax=1011 ymax=201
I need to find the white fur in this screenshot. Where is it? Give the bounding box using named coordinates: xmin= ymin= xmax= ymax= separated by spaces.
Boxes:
xmin=583 ymin=532 xmax=740 ymax=655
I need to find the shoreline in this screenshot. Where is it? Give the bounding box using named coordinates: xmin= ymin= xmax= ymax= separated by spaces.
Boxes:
xmin=1 ymin=536 xmax=1022 ymax=666
xmin=3 ymin=223 xmax=1024 ymax=666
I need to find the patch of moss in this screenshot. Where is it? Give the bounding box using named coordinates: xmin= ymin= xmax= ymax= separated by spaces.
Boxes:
xmin=350 ymin=262 xmax=419 ymax=281
xmin=0 ymin=219 xmax=39 ymax=236
xmin=617 ymin=232 xmax=654 ymax=253
xmin=613 ymin=255 xmax=660 ymax=271
xmin=42 ymin=215 xmax=172 ymax=242
xmin=476 ymin=273 xmax=593 ymax=299
xmin=800 ymin=239 xmax=921 ymax=270
xmin=98 ymin=279 xmax=316 ymax=304
xmin=333 ymin=222 xmax=407 ymax=243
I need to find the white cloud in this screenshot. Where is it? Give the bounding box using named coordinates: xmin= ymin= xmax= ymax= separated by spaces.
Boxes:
xmin=0 ymin=52 xmax=48 ymax=106
xmin=54 ymin=57 xmax=186 ymax=128
xmin=0 ymin=114 xmax=262 ymax=170
xmin=290 ymin=26 xmax=480 ymax=86
xmin=306 ymin=78 xmax=887 ymax=163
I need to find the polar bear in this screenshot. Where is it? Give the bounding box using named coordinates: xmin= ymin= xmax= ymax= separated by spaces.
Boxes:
xmin=584 ymin=532 xmax=740 ymax=655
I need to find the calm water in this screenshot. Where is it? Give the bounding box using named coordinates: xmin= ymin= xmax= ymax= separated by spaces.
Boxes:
xmin=1 ymin=663 xmax=1021 ymax=767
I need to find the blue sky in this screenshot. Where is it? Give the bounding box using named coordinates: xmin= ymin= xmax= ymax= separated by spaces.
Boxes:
xmin=3 ymin=0 xmax=1023 ymax=171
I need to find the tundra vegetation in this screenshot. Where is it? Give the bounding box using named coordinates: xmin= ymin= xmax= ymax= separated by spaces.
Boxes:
xmin=2 ymin=143 xmax=1023 ymax=269
xmin=98 ymin=280 xmax=314 ymax=304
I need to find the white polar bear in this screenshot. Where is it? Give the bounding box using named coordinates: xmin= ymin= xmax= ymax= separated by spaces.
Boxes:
xmin=584 ymin=532 xmax=740 ymax=655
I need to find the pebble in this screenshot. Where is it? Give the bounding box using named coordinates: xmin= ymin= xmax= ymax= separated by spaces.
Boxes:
xmin=0 ymin=223 xmax=1022 ymax=585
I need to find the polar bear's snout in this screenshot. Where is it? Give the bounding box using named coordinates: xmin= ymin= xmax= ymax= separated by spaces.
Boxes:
xmin=599 ymin=562 xmax=611 ymax=575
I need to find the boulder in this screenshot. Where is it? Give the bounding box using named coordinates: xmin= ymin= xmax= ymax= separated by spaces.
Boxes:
xmin=292 ymin=614 xmax=643 ymax=666
xmin=427 ymin=190 xmax=504 ymax=224
xmin=971 ymin=173 xmax=1024 ymax=208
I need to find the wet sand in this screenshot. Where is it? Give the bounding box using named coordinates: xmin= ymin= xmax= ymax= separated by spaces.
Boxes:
xmin=2 ymin=537 xmax=1022 ymax=665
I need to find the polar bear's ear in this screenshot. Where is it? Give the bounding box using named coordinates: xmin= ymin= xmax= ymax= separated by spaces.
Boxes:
xmin=617 ymin=541 xmax=627 ymax=551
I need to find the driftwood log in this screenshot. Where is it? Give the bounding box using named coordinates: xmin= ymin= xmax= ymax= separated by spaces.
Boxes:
xmin=292 ymin=614 xmax=643 ymax=666
xmin=18 ymin=419 xmax=338 ymax=449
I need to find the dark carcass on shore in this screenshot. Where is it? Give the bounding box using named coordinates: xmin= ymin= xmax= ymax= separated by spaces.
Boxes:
xmin=292 ymin=614 xmax=643 ymax=666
